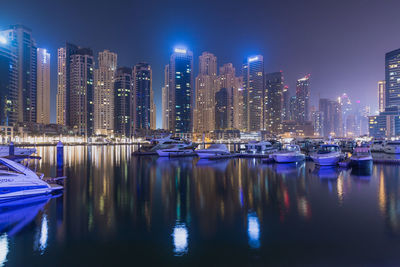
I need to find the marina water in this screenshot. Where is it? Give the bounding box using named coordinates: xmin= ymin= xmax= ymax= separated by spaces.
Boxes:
xmin=1 ymin=145 xmax=400 ymax=266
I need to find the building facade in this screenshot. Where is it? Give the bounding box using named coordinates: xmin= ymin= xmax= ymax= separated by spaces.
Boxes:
xmin=264 ymin=71 xmax=284 ymax=134
xmin=94 ymin=50 xmax=117 ymax=135
xmin=378 ymin=80 xmax=386 ymax=113
xmin=194 ymin=52 xmax=217 ymax=133
xmin=36 ymin=48 xmax=50 ymax=124
xmin=69 ymin=48 xmax=94 ymax=136
xmin=246 ymin=55 xmax=264 ymax=131
xmin=133 ymin=62 xmax=153 ymax=131
xmin=295 ymin=74 xmax=310 ymax=123
xmin=114 ymin=67 xmax=133 ymax=137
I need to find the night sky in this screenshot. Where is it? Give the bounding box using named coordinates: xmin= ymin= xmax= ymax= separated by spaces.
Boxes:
xmin=2 ymin=0 xmax=400 ymax=127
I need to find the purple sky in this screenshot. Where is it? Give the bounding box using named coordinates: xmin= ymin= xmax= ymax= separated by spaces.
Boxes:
xmin=2 ymin=0 xmax=400 ymax=127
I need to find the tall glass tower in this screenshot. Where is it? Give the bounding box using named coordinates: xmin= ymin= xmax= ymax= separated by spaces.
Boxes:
xmin=133 ymin=62 xmax=153 ymax=131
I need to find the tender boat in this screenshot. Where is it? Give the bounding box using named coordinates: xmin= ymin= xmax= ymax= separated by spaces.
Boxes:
xmin=370 ymin=140 xmax=385 ymax=153
xmin=271 ymin=144 xmax=305 ymax=163
xmin=0 ymin=146 xmax=36 ymax=157
xmin=245 ymin=141 xmax=277 ymax=155
xmin=195 ymin=144 xmax=231 ymax=159
xmin=311 ymin=144 xmax=342 ymax=166
xmin=0 ymin=158 xmax=62 ymax=202
xmin=350 ymin=147 xmax=373 ymax=168
xmin=383 ymin=141 xmax=400 ymax=154
xmin=156 ymin=143 xmax=198 ymax=157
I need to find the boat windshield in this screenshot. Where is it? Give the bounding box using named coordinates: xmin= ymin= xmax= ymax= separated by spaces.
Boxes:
xmin=284 ymin=145 xmax=299 ymax=152
xmin=0 ymin=158 xmax=26 ymax=175
xmin=318 ymin=146 xmax=340 ymax=154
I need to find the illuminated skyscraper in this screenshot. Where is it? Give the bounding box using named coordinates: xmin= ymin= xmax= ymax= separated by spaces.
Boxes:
xmin=69 ymin=48 xmax=94 ymax=136
xmin=36 ymin=48 xmax=50 ymax=124
xmin=56 ymin=43 xmax=78 ymax=125
xmin=0 ymin=25 xmax=37 ymax=123
xmin=114 ymin=67 xmax=133 ymax=137
xmin=0 ymin=30 xmax=17 ymax=126
xmin=385 ymin=49 xmax=400 ymax=110
xmin=162 ymin=64 xmax=170 ymax=130
xmin=167 ymin=48 xmax=193 ymax=133
xmin=215 ymin=87 xmax=228 ymax=129
xmin=295 ymin=74 xmax=310 ymax=123
xmin=246 ymin=55 xmax=264 ymax=131
xmin=94 ymin=50 xmax=117 ymax=135
xmin=378 ymin=80 xmax=386 ymax=113
xmin=319 ymin=98 xmax=342 ymax=137
xmin=264 ymin=71 xmax=284 ymax=133
xmin=194 ymin=52 xmax=217 ymax=133
xmin=241 ymin=62 xmax=249 ymax=131
xmin=218 ymin=63 xmax=241 ymax=130
xmin=133 ymin=62 xmax=153 ymax=131
xmin=282 ymin=85 xmax=290 ymax=121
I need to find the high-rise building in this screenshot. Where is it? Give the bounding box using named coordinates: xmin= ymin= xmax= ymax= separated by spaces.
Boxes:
xmin=0 ymin=25 xmax=37 ymax=123
xmin=241 ymin=62 xmax=249 ymax=131
xmin=338 ymin=93 xmax=353 ymax=137
xmin=194 ymin=52 xmax=217 ymax=133
xmin=234 ymin=77 xmax=245 ymax=131
xmin=264 ymin=71 xmax=284 ymax=133
xmin=385 ymin=49 xmax=400 ymax=110
xmin=218 ymin=63 xmax=241 ymax=130
xmin=0 ymin=31 xmax=17 ymax=126
xmin=69 ymin=48 xmax=94 ymax=136
xmin=114 ymin=67 xmax=133 ymax=137
xmin=56 ymin=43 xmax=78 ymax=125
xmin=133 ymin=62 xmax=153 ymax=131
xmin=289 ymin=96 xmax=297 ymax=121
xmin=215 ymin=87 xmax=228 ymax=130
xmin=295 ymin=74 xmax=310 ymax=122
xmin=319 ymin=98 xmax=343 ymax=137
xmin=312 ymin=111 xmax=324 ymax=136
xmin=36 ymin=48 xmax=50 ymax=124
xmin=378 ymin=80 xmax=386 ymax=113
xmin=150 ymin=89 xmax=156 ymax=130
xmin=162 ymin=64 xmax=170 ymax=130
xmin=94 ymin=50 xmax=117 ymax=135
xmin=246 ymin=55 xmax=264 ymax=131
xmin=166 ymin=48 xmax=193 ymax=133
xmin=282 ymin=85 xmax=290 ymax=121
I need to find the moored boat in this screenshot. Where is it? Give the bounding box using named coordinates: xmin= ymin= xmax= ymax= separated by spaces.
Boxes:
xmin=157 ymin=143 xmax=198 ymax=157
xmin=383 ymin=141 xmax=400 ymax=154
xmin=0 ymin=146 xmax=36 ymax=157
xmin=133 ymin=135 xmax=189 ymax=155
xmin=370 ymin=140 xmax=385 ymax=153
xmin=311 ymin=144 xmax=342 ymax=166
xmin=0 ymin=158 xmax=62 ymax=202
xmin=271 ymin=144 xmax=305 ymax=163
xmin=195 ymin=144 xmax=231 ymax=159
xmin=350 ymin=147 xmax=373 ymax=168
xmin=244 ymin=141 xmax=277 ymax=155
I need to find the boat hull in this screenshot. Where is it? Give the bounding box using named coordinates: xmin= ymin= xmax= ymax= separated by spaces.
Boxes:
xmin=272 ymin=154 xmax=305 ymax=163
xmin=157 ymin=150 xmax=196 ymax=157
xmin=350 ymin=157 xmax=373 ymax=168
xmin=311 ymin=156 xmax=340 ymax=166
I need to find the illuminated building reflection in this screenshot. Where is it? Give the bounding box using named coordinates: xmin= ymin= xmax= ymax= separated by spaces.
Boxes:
xmin=172 ymin=222 xmax=189 ymax=256
xmin=0 ymin=234 xmax=8 ymax=267
xmin=247 ymin=212 xmax=260 ymax=249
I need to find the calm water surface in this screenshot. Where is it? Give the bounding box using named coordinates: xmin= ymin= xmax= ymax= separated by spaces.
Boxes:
xmin=1 ymin=146 xmax=400 ymax=266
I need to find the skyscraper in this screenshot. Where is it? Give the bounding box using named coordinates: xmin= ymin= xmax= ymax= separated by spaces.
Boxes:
xmin=36 ymin=48 xmax=50 ymax=124
xmin=166 ymin=48 xmax=193 ymax=133
xmin=295 ymin=74 xmax=310 ymax=122
xmin=319 ymin=98 xmax=342 ymax=137
xmin=289 ymin=96 xmax=297 ymax=121
xmin=69 ymin=48 xmax=94 ymax=136
xmin=0 ymin=25 xmax=37 ymax=123
xmin=114 ymin=67 xmax=133 ymax=137
xmin=215 ymin=87 xmax=228 ymax=130
xmin=194 ymin=52 xmax=217 ymax=133
xmin=264 ymin=71 xmax=284 ymax=133
xmin=94 ymin=50 xmax=117 ymax=135
xmin=282 ymin=85 xmax=290 ymax=121
xmin=133 ymin=62 xmax=153 ymax=131
xmin=162 ymin=64 xmax=170 ymax=130
xmin=0 ymin=30 xmax=17 ymax=126
xmin=241 ymin=62 xmax=249 ymax=131
xmin=378 ymin=80 xmax=386 ymax=113
xmin=385 ymin=48 xmax=400 ymax=110
xmin=246 ymin=55 xmax=264 ymax=131
xmin=56 ymin=43 xmax=78 ymax=126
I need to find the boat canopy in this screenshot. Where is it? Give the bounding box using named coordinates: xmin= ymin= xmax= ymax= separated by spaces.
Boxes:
xmin=207 ymin=144 xmax=229 ymax=151
xmin=0 ymin=158 xmax=28 ymax=175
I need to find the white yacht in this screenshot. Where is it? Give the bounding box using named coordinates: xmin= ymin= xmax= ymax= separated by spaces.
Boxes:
xmin=311 ymin=144 xmax=342 ymax=166
xmin=271 ymin=144 xmax=305 ymax=163
xmin=0 ymin=157 xmax=62 ymax=202
xmin=350 ymin=147 xmax=373 ymax=168
xmin=245 ymin=141 xmax=277 ymax=154
xmin=134 ymin=135 xmax=189 ymax=155
xmin=383 ymin=141 xmax=400 ymax=154
xmin=195 ymin=144 xmax=231 ymax=159
xmin=0 ymin=146 xmax=36 ymax=157
xmin=157 ymin=143 xmax=198 ymax=157
xmin=370 ymin=140 xmax=385 ymax=152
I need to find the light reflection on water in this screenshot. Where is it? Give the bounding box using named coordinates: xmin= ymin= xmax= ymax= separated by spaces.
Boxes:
xmin=1 ymin=146 xmax=400 ymax=265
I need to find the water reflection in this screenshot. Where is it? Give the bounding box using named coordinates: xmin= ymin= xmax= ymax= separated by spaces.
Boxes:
xmin=172 ymin=222 xmax=188 ymax=256
xmin=7 ymin=146 xmax=400 ymax=265
xmin=0 ymin=234 xmax=8 ymax=267
xmin=247 ymin=212 xmax=260 ymax=249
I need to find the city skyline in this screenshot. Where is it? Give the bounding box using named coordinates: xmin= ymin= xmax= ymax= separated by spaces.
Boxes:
xmin=2 ymin=0 xmax=398 ymax=128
